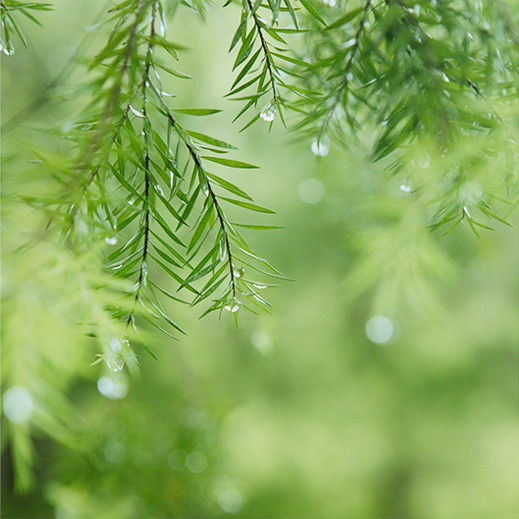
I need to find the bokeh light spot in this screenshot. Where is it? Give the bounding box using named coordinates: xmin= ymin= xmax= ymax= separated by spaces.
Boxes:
xmin=365 ymin=316 xmax=394 ymax=344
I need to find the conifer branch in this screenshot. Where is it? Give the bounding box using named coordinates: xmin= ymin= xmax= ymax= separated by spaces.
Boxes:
xmin=165 ymin=111 xmax=238 ymax=300
xmin=246 ymin=0 xmax=278 ymax=106
xmin=126 ymin=0 xmax=157 ymax=328
xmin=317 ymin=0 xmax=372 ymax=142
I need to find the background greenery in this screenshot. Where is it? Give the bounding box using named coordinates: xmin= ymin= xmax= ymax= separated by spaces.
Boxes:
xmin=2 ymin=1 xmax=518 ymax=518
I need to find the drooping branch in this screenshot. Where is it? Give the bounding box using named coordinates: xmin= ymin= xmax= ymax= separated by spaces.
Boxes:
xmin=165 ymin=111 xmax=238 ymax=299
xmin=246 ymin=0 xmax=278 ymax=106
xmin=317 ymin=0 xmax=373 ymax=142
xmin=126 ymin=0 xmax=157 ymax=327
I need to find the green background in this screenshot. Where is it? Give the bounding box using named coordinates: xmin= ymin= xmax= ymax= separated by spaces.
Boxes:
xmin=1 ymin=2 xmax=518 ymax=518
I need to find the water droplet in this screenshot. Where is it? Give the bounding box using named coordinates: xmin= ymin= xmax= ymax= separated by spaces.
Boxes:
xmin=159 ymin=20 xmax=166 ymax=37
xmin=323 ymin=0 xmax=336 ymax=6
xmin=311 ymin=140 xmax=329 ymax=157
xmin=105 ymin=352 xmax=125 ymax=372
xmin=400 ymin=182 xmax=412 ymax=193
xmin=297 ymin=178 xmax=325 ymax=205
xmin=260 ymin=103 xmax=276 ymax=122
xmin=366 ymin=316 xmax=394 ymax=344
xmin=442 ymin=73 xmax=450 ymax=83
xmin=224 ymin=299 xmax=241 ymax=313
xmin=141 ymin=261 xmax=148 ymax=287
xmin=218 ymin=488 xmax=243 ymax=514
xmin=185 ymin=451 xmax=207 ymax=473
xmin=201 ymin=184 xmax=209 ymax=197
xmin=109 ymin=337 xmax=122 ymax=353
xmin=3 ymin=386 xmax=33 ymax=424
xmin=97 ymin=376 xmax=128 ymax=399
xmin=219 ymin=238 xmax=226 ymax=261
xmin=252 ymin=283 xmax=267 ymax=289
xmin=105 ymin=236 xmax=118 ymax=245
xmin=129 ymin=105 xmax=145 ymax=118
xmin=346 ymin=72 xmax=354 ymax=82
xmin=413 ymin=4 xmax=420 ymax=16
xmin=234 ymin=267 xmax=245 ymax=278
xmin=0 ymin=41 xmax=15 ymax=55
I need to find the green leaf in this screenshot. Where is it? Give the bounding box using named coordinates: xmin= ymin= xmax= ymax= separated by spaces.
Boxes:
xmin=298 ymin=0 xmax=327 ymax=26
xmin=231 ymin=48 xmax=262 ymax=91
xmin=202 ymin=156 xmax=259 ymax=169
xmin=477 ymin=205 xmax=515 ymax=227
xmin=186 ymin=199 xmax=214 ymax=254
xmin=229 ymin=16 xmax=247 ymax=52
xmin=220 ymin=197 xmax=276 ymax=214
xmin=172 ymin=108 xmax=222 ymax=116
xmin=233 ymin=223 xmax=285 ymax=230
xmin=326 ymin=7 xmax=364 ymax=30
xmin=206 ymin=172 xmax=254 ymax=200
xmin=233 ymin=27 xmax=256 ymax=71
xmin=181 ymin=245 xmax=220 ymax=287
xmin=283 ymin=0 xmax=299 ymax=29
xmin=271 ymin=51 xmax=311 ymax=67
xmin=155 ymin=62 xmax=192 ymax=79
xmin=186 ymin=130 xmax=237 ymax=150
xmin=150 ymin=254 xmax=200 ymax=295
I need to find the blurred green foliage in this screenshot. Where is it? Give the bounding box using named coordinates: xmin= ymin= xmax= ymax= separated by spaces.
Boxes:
xmin=1 ymin=1 xmax=518 ymax=518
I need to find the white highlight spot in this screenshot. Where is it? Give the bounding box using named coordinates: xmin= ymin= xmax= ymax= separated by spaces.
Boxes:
xmin=260 ymin=104 xmax=276 ymax=122
xmin=311 ymin=140 xmax=329 ymax=157
xmin=297 ymin=178 xmax=325 ymax=205
xmin=366 ymin=316 xmax=394 ymax=344
xmin=97 ymin=377 xmax=128 ymax=399
xmin=218 ymin=488 xmax=243 ymax=513
xmin=3 ymin=386 xmax=33 ymax=424
xmin=251 ymin=330 xmax=274 ymax=355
